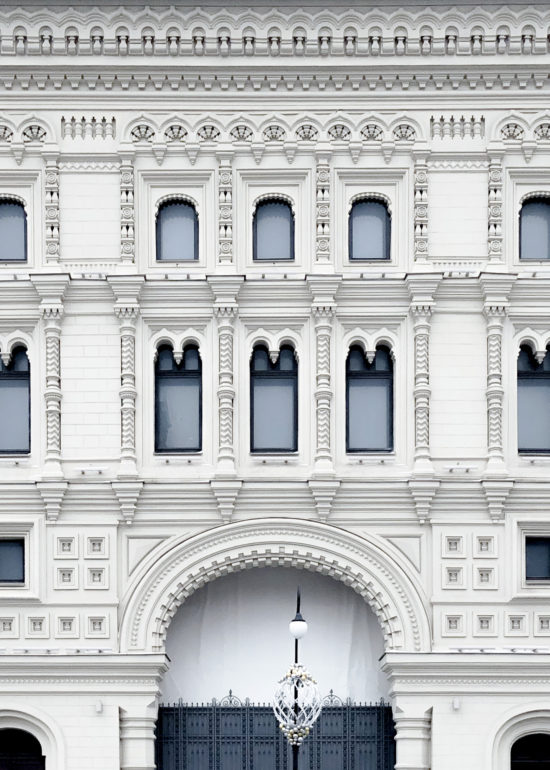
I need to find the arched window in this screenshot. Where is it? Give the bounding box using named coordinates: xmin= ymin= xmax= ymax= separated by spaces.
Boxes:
xmin=346 ymin=345 xmax=393 ymax=452
xmin=250 ymin=345 xmax=298 ymax=452
xmin=0 ymin=729 xmax=45 ymax=769
xmin=517 ymin=344 xmax=550 ymax=453
xmin=349 ymin=198 xmax=391 ymax=261
xmin=520 ymin=198 xmax=550 ymax=260
xmin=0 ymin=199 xmax=27 ymax=262
xmin=0 ymin=346 xmax=30 ymax=454
xmin=512 ymin=733 xmax=550 ymax=769
xmin=156 ymin=200 xmax=199 ymax=262
xmin=253 ymin=199 xmax=294 ymax=261
xmin=155 ymin=344 xmax=202 ymax=452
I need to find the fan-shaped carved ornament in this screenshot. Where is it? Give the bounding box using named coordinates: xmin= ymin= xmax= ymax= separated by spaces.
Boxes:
xmin=22 ymin=124 xmax=46 ymax=143
xmin=361 ymin=124 xmax=384 ymax=141
xmin=500 ymin=122 xmax=524 ymax=140
xmin=393 ymin=123 xmax=416 ymax=141
xmin=131 ymin=124 xmax=155 ymax=142
xmin=328 ymin=124 xmax=351 ymax=141
xmin=197 ymin=124 xmax=221 ymax=141
xmin=164 ymin=124 xmax=188 ymax=142
xmin=534 ymin=123 xmax=550 ymax=140
xmin=296 ymin=124 xmax=319 ymax=141
xmin=263 ymin=124 xmax=286 ymax=141
xmin=0 ymin=126 xmax=13 ymax=142
xmin=230 ymin=125 xmax=254 ymax=141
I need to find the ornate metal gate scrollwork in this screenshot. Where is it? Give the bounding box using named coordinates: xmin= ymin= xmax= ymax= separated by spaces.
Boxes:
xmin=156 ymin=692 xmax=395 ymax=770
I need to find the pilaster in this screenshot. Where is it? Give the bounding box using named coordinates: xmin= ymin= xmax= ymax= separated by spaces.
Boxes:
xmin=487 ymin=146 xmax=505 ymax=264
xmin=43 ymin=145 xmax=60 ymax=264
xmin=217 ymin=148 xmax=234 ymax=266
xmin=119 ymin=147 xmax=136 ymax=266
xmin=413 ymin=149 xmax=429 ymax=263
xmin=315 ymin=148 xmax=331 ymax=265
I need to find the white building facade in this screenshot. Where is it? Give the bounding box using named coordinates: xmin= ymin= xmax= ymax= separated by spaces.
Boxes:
xmin=1 ymin=1 xmax=550 ymax=768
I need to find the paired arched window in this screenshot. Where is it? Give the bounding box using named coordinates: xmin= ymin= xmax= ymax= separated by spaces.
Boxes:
xmin=349 ymin=198 xmax=391 ymax=261
xmin=250 ymin=345 xmax=298 ymax=452
xmin=517 ymin=344 xmax=550 ymax=453
xmin=512 ymin=733 xmax=550 ymax=769
xmin=253 ymin=199 xmax=294 ymax=261
xmin=156 ymin=199 xmax=199 ymax=262
xmin=155 ymin=344 xmax=202 ymax=452
xmin=346 ymin=345 xmax=393 ymax=452
xmin=0 ymin=346 xmax=30 ymax=454
xmin=0 ymin=199 xmax=27 ymax=262
xmin=520 ymin=197 xmax=550 ymax=260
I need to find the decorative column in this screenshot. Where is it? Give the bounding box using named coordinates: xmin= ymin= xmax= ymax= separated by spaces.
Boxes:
xmin=108 ymin=277 xmax=144 ymax=480
xmin=315 ymin=149 xmax=331 ymax=264
xmin=393 ymin=712 xmax=431 ymax=770
xmin=487 ymin=148 xmax=504 ymax=263
xmin=313 ymin=305 xmax=333 ymax=473
xmin=208 ymin=277 xmax=243 ymax=478
xmin=30 ymin=275 xmax=70 ymax=480
xmin=217 ymin=149 xmax=234 ymax=265
xmin=43 ymin=147 xmax=60 ymax=264
xmin=119 ymin=148 xmax=136 ymax=265
xmin=120 ymin=708 xmax=158 ymax=770
xmin=480 ymin=274 xmax=515 ymax=475
xmin=413 ymin=151 xmax=429 ymax=263
xmin=407 ymin=276 xmax=441 ymax=475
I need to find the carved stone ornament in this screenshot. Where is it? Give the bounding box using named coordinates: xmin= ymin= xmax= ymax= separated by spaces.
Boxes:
xmin=500 ymin=122 xmax=524 ymax=140
xmin=0 ymin=125 xmax=13 ymax=142
xmin=197 ymin=124 xmax=221 ymax=141
xmin=22 ymin=124 xmax=46 ymax=143
xmin=296 ymin=124 xmax=319 ymax=141
xmin=328 ymin=124 xmax=351 ymax=141
xmin=230 ymin=125 xmax=254 ymax=142
xmin=534 ymin=123 xmax=550 ymax=140
xmin=393 ymin=123 xmax=416 ymax=141
xmin=360 ymin=124 xmax=383 ymax=141
xmin=164 ymin=124 xmax=188 ymax=142
xmin=263 ymin=124 xmax=286 ymax=142
xmin=130 ymin=124 xmax=154 ymax=142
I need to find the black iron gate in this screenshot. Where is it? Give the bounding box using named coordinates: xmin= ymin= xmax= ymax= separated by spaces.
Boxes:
xmin=156 ymin=693 xmax=396 ymax=770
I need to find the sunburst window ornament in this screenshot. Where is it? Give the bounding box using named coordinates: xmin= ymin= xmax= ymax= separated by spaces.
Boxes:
xmin=272 ymin=589 xmax=322 ymax=767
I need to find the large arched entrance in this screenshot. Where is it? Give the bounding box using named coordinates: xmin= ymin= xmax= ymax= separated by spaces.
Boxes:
xmin=512 ymin=734 xmax=550 ymax=769
xmin=0 ymin=729 xmax=45 ymax=770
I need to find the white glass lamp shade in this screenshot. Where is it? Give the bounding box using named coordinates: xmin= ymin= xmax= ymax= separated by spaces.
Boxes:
xmin=289 ymin=617 xmax=308 ymax=639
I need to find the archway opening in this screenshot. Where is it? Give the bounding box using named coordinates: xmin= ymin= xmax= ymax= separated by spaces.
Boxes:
xmin=512 ymin=733 xmax=550 ymax=769
xmin=0 ymin=728 xmax=45 ymax=770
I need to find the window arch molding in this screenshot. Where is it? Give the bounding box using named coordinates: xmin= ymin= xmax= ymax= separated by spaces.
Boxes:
xmin=154 ymin=193 xmax=199 ymax=218
xmin=0 ymin=332 xmax=33 ymax=367
xmin=518 ymin=190 xmax=550 ymax=211
xmin=342 ymin=327 xmax=398 ymax=364
xmin=251 ymin=192 xmax=295 ymax=217
xmin=516 ymin=333 xmax=550 ymax=365
xmin=0 ymin=193 xmax=27 ymax=212
xmin=518 ymin=193 xmax=550 ymax=261
xmin=491 ymin=707 xmax=550 ymax=770
xmin=151 ymin=328 xmax=205 ymax=364
xmin=0 ymin=705 xmax=66 ymax=770
xmin=246 ymin=328 xmax=302 ymax=365
xmin=348 ymin=191 xmax=392 ymax=216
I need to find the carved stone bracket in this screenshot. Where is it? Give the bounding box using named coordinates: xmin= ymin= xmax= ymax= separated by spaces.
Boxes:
xmin=108 ymin=276 xmax=144 ymax=479
xmin=413 ymin=151 xmax=429 ymax=262
xmin=112 ymin=480 xmax=143 ymax=525
xmin=119 ymin=149 xmax=135 ymax=265
xmin=482 ymin=479 xmax=514 ymax=523
xmin=308 ymin=479 xmax=340 ymax=522
xmin=210 ymin=479 xmax=242 ymax=523
xmin=315 ymin=149 xmax=331 ymax=264
xmin=488 ymin=148 xmax=504 ymax=263
xmin=43 ymin=146 xmax=60 ymax=264
xmin=217 ymin=150 xmax=234 ymax=265
xmin=408 ymin=479 xmax=440 ymax=524
xmin=37 ymin=480 xmax=68 ymax=523
xmin=30 ymin=275 xmax=70 ymax=480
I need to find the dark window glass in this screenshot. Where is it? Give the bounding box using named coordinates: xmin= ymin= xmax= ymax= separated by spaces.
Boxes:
xmin=346 ymin=345 xmax=393 ymax=452
xmin=156 ymin=201 xmax=198 ymax=262
xmin=0 ymin=201 xmax=27 ymax=262
xmin=251 ymin=345 xmax=297 ymax=452
xmin=253 ymin=200 xmax=294 ymax=261
xmin=0 ymin=347 xmax=30 ymax=454
xmin=349 ymin=199 xmax=391 ymax=261
xmin=0 ymin=539 xmax=24 ymax=583
xmin=526 ymin=537 xmax=550 ymax=581
xmin=518 ymin=345 xmax=550 ymax=452
xmin=520 ymin=199 xmax=550 ymax=261
xmin=512 ymin=734 xmax=550 ymax=769
xmin=155 ymin=345 xmax=202 ymax=452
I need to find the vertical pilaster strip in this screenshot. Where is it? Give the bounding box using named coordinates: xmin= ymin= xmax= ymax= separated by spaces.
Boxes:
xmin=120 ymin=150 xmax=135 ymax=265
xmin=217 ymin=150 xmax=234 ymax=265
xmin=488 ymin=150 xmax=504 ymax=263
xmin=44 ymin=152 xmax=60 ymax=264
xmin=313 ymin=307 xmax=333 ymax=473
xmin=215 ymin=307 xmax=237 ymax=475
xmin=413 ymin=152 xmax=429 ymax=262
xmin=315 ymin=150 xmax=331 ymax=264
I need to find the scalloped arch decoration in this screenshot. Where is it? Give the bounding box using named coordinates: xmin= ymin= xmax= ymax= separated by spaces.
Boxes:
xmin=515 ymin=328 xmax=550 ymax=363
xmin=247 ymin=327 xmax=301 ymax=363
xmin=343 ymin=327 xmax=398 ymax=364
xmin=0 ymin=332 xmax=31 ymax=367
xmin=119 ymin=518 xmax=431 ymax=654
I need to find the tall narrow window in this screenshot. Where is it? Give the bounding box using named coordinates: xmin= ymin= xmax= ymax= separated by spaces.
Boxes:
xmin=253 ymin=199 xmax=294 ymax=261
xmin=520 ymin=198 xmax=550 ymax=260
xmin=517 ymin=344 xmax=550 ymax=453
xmin=0 ymin=199 xmax=27 ymax=262
xmin=349 ymin=199 xmax=391 ymax=261
xmin=156 ymin=200 xmax=199 ymax=262
xmin=0 ymin=347 xmax=30 ymax=454
xmin=155 ymin=345 xmax=202 ymax=452
xmin=251 ymin=345 xmax=298 ymax=452
xmin=346 ymin=345 xmax=393 ymax=452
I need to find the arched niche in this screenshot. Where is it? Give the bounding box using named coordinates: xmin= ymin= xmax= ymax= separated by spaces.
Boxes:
xmin=159 ymin=566 xmax=389 ymax=704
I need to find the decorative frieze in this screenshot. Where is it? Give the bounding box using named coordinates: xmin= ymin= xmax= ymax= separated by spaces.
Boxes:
xmin=119 ymin=153 xmax=135 ymax=265
xmin=315 ymin=151 xmax=331 ymax=264
xmin=217 ymin=152 xmax=233 ymax=265
xmin=413 ymin=155 xmax=429 ymax=261
xmin=487 ymin=152 xmax=504 ymax=262
xmin=44 ymin=152 xmax=60 ymax=264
